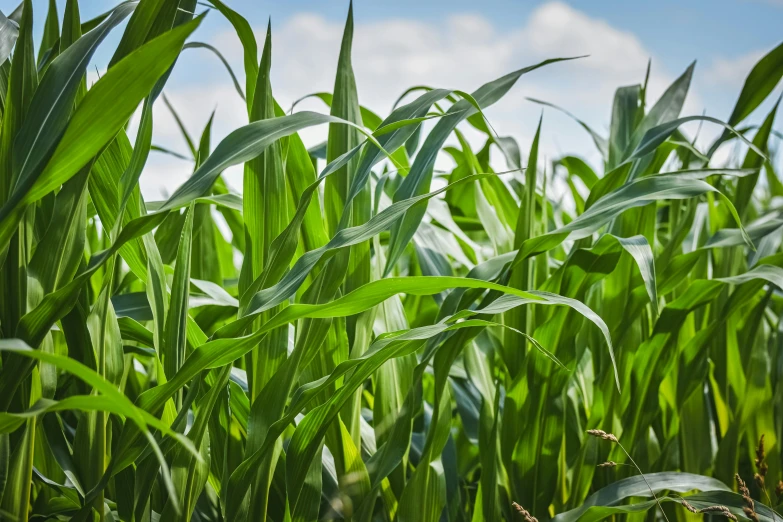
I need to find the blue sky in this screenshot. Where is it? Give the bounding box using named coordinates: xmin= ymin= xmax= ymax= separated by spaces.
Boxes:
xmin=5 ymin=0 xmax=783 ymax=197
xmin=209 ymin=0 xmax=782 ymax=61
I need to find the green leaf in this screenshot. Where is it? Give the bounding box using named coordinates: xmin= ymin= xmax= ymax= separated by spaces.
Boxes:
xmin=0 ymin=11 xmax=19 ymax=65
xmin=0 ymin=12 xmax=203 ymax=248
xmin=552 ymin=472 xmax=730 ymax=522
xmin=206 ymin=0 xmax=258 ymax=111
xmin=385 ymin=57 xmax=580 ymax=274
xmin=626 ymin=61 xmax=694 ymax=158
xmin=163 ymin=204 xmax=195 ymax=386
xmin=726 ymin=41 xmax=783 ymax=128
xmin=37 ymin=0 xmax=59 ymax=66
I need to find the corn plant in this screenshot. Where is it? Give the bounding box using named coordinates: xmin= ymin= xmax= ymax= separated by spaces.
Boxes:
xmin=0 ymin=0 xmax=782 ymax=521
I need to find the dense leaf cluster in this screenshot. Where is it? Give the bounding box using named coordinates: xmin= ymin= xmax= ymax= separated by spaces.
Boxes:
xmin=0 ymin=1 xmax=782 ymax=521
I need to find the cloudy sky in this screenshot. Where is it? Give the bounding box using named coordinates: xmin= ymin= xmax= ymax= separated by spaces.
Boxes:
xmin=12 ymin=0 xmax=783 ymax=198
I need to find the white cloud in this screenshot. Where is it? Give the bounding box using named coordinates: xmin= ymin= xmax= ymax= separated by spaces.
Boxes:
xmin=141 ymin=1 xmax=705 ymax=199
xmin=519 ymin=2 xmax=648 ymax=73
xmin=263 ymin=1 xmax=670 ymax=118
xmin=693 ymin=48 xmax=783 ymax=170
xmin=703 ymin=49 xmax=764 ymax=89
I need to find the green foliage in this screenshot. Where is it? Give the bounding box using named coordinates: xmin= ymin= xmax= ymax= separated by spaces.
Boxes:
xmin=0 ymin=1 xmax=782 ymax=521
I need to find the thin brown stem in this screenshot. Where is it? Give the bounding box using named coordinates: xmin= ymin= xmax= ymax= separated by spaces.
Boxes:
xmin=616 ymin=442 xmax=671 ymax=522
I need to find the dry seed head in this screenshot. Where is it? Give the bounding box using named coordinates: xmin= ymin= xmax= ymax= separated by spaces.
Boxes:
xmin=512 ymin=502 xmax=538 ymax=522
xmin=586 ymin=429 xmax=619 ymax=443
xmin=679 ymin=500 xmax=738 ymax=521
xmin=598 ymin=461 xmax=618 ymax=468
xmin=776 ymin=480 xmax=783 ymax=500
xmin=680 ymin=500 xmax=699 ymax=514
xmin=755 ymin=434 xmax=768 ymax=478
xmin=736 ymin=474 xmax=760 ymax=522
xmin=698 ymin=505 xmax=738 ymax=521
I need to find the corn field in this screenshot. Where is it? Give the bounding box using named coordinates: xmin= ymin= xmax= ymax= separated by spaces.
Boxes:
xmin=0 ymin=0 xmax=782 ymax=521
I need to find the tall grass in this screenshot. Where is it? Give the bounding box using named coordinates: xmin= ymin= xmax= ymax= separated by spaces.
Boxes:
xmin=0 ymin=1 xmax=782 ymax=521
